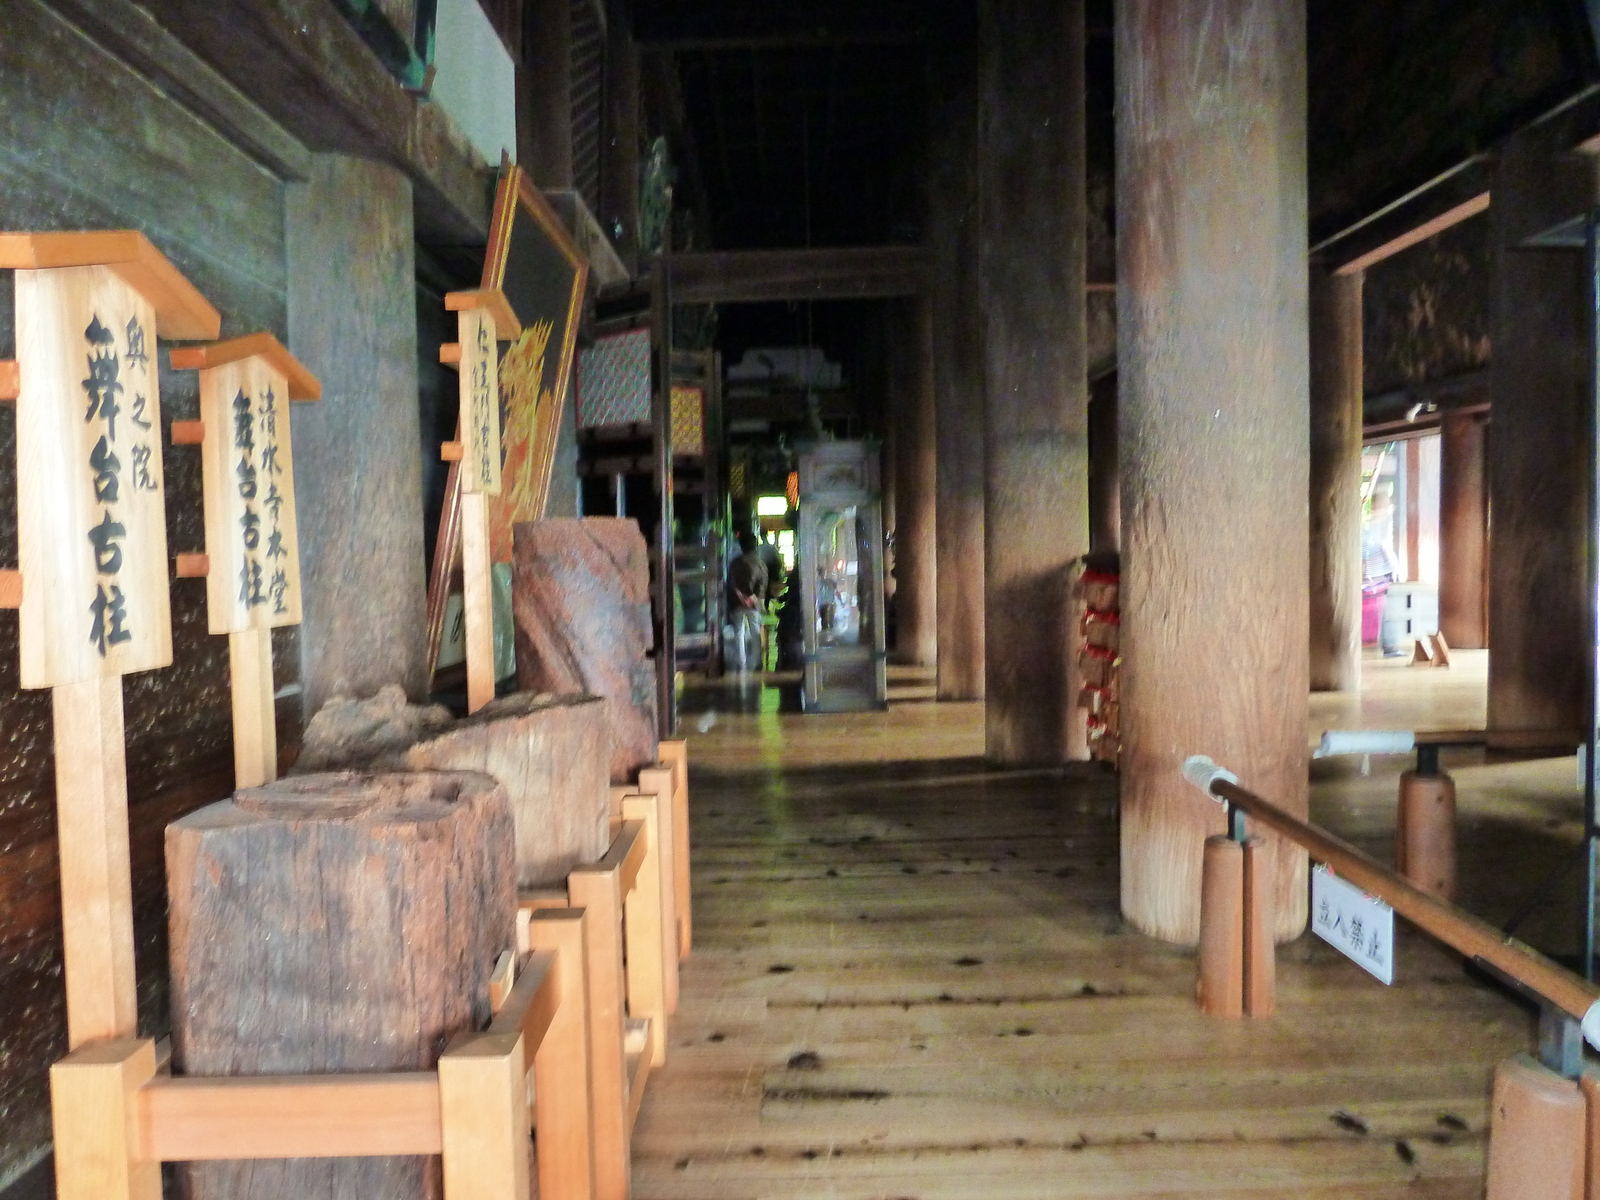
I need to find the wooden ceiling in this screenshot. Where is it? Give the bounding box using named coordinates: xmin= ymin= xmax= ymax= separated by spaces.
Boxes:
xmin=632 ymin=0 xmax=1598 ymax=253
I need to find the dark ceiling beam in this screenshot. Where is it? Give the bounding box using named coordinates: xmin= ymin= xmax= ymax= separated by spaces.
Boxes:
xmin=638 ymin=31 xmax=918 ymax=51
xmin=109 ymin=0 xmax=493 ymax=244
xmin=665 ymin=246 xmax=929 ymax=304
xmin=1313 ymin=158 xmax=1492 ymax=275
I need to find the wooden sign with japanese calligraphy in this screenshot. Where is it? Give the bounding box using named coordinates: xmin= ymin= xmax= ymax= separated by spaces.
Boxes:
xmin=438 ymin=292 xmax=513 ymax=713
xmin=0 ymin=230 xmax=219 ymax=1050
xmin=170 ymin=333 xmax=318 ymax=789
xmin=188 ymin=341 xmax=309 ymax=631
xmin=457 ymin=303 xmax=503 ymax=496
xmin=15 ymin=267 xmax=171 ymax=686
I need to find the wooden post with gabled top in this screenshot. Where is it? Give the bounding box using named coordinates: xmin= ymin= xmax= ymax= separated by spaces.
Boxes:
xmin=169 ymin=332 xmax=320 ymax=788
xmin=0 ymin=230 xmax=218 ymax=1055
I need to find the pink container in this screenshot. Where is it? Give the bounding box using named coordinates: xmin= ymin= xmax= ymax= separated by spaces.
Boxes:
xmin=1361 ymin=589 xmax=1387 ymax=645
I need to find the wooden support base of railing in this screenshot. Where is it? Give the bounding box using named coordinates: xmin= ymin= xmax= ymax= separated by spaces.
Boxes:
xmin=1196 ymin=836 xmax=1275 ymax=1019
xmin=1397 ymin=769 xmax=1457 ymax=900
xmin=1484 ymin=1053 xmax=1585 ymax=1200
xmin=660 ymin=739 xmax=693 ymax=956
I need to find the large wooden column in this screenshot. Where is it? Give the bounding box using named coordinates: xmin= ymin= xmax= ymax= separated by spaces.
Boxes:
xmin=1116 ymin=1 xmax=1309 ymax=943
xmin=929 ymin=19 xmax=986 ymax=700
xmin=978 ymin=0 xmax=1089 ymax=764
xmin=1088 ymin=373 xmax=1120 ymax=554
xmin=1439 ymin=408 xmax=1488 ymax=648
xmin=600 ymin=0 xmax=641 ymax=274
xmin=1308 ymin=266 xmax=1363 ymax=692
xmin=522 ymin=0 xmax=580 ymax=518
xmin=1487 ymin=126 xmax=1593 ymax=736
xmin=891 ymin=299 xmax=938 ymax=667
xmin=523 ymin=0 xmax=573 ymax=189
xmin=287 ymin=155 xmax=428 ymax=712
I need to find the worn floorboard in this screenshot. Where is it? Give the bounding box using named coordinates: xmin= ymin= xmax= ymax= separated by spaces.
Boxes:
xmin=633 ymin=662 xmax=1552 ymax=1198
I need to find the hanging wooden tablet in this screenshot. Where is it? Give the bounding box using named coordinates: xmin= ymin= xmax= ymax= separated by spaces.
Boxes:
xmin=169 ymin=333 xmax=320 ymax=788
xmin=0 ymin=229 xmax=219 ymax=1048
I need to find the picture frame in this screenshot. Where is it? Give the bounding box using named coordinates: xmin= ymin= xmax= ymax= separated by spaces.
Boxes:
xmin=424 ymin=163 xmax=590 ymax=681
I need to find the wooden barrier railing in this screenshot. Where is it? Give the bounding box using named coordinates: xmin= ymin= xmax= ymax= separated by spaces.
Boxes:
xmin=1311 ymin=727 xmax=1583 ymax=902
xmin=1184 ymin=755 xmax=1600 ymax=1200
xmin=53 ymin=742 xmax=695 ymax=1200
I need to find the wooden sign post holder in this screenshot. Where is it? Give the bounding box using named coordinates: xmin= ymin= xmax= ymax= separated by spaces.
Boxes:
xmin=169 ymin=333 xmax=320 ymax=788
xmin=439 ymin=288 xmax=519 ymax=713
xmin=0 ymin=230 xmax=219 ymax=1053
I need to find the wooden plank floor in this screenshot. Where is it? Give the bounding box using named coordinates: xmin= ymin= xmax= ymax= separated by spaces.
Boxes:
xmin=633 ymin=674 xmax=1539 ymax=1199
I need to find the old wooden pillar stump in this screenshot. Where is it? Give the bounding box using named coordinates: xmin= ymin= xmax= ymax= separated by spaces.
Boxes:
xmin=166 ymin=771 xmax=517 ymax=1200
xmin=1484 ymin=1053 xmax=1585 ymax=1200
xmin=403 ymin=693 xmax=613 ymax=888
xmin=296 ymin=686 xmax=613 ymax=888
xmin=512 ymin=518 xmax=659 ymax=781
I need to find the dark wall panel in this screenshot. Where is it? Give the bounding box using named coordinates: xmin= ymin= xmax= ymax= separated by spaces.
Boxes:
xmin=0 ymin=2 xmax=288 ymax=1185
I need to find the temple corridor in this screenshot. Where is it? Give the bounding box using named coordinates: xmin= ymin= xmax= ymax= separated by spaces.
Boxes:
xmin=628 ymin=665 xmax=1579 ymax=1198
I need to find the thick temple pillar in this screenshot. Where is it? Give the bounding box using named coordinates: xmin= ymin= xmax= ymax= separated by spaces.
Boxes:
xmin=891 ymin=299 xmax=938 ymax=668
xmin=523 ymin=0 xmax=573 ymax=189
xmin=1088 ymin=373 xmax=1120 ymax=554
xmin=1487 ymin=126 xmax=1593 ymax=737
xmin=1438 ymin=408 xmax=1488 ymax=649
xmin=1308 ymin=266 xmax=1363 ymax=692
xmin=1116 ymin=1 xmax=1310 ymax=943
xmin=978 ymin=0 xmax=1089 ymax=764
xmin=287 ymin=155 xmax=428 ymax=712
xmin=522 ymin=0 xmax=580 ymax=518
xmin=929 ymin=18 xmax=985 ymax=701
xmin=600 ymin=0 xmax=641 ymax=274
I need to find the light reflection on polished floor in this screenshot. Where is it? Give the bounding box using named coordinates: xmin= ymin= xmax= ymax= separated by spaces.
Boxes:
xmin=633 ymin=653 xmax=1571 ymax=1198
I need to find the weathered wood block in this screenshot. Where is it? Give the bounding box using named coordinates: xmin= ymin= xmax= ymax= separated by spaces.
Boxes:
xmin=404 ymin=692 xmax=612 ymax=887
xmin=295 ymin=686 xmax=613 ymax=889
xmin=512 ymin=518 xmax=658 ymax=783
xmin=166 ymin=771 xmax=517 ymax=1200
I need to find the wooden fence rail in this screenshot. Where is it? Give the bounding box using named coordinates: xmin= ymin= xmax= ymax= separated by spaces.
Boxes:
xmin=1183 ymin=755 xmax=1600 ymax=1035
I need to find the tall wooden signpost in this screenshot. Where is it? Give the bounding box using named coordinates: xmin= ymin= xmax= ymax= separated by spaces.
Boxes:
xmin=441 ymin=289 xmax=517 ymax=713
xmin=0 ymin=231 xmax=219 ymax=1051
xmin=169 ymin=333 xmax=320 ymax=786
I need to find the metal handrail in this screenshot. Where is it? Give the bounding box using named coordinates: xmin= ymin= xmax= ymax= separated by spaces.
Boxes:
xmin=1183 ymin=755 xmax=1600 ymax=1047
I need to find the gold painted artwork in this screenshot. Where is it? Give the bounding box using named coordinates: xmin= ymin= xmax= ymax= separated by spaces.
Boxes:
xmin=488 ymin=317 xmax=555 ymax=562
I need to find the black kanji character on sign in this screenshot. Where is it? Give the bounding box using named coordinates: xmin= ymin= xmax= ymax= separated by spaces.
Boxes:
xmin=239 ymin=559 xmax=265 ymax=608
xmin=237 ymin=456 xmax=257 ymax=500
xmin=264 ymin=481 xmax=283 ymax=521
xmin=87 ymin=511 xmax=126 ymax=575
xmin=82 ymin=315 xmax=123 ymax=441
xmin=130 ymin=394 xmax=152 ymax=431
xmin=124 ymin=315 xmax=148 ymax=371
xmin=130 ymin=443 xmax=158 ymax=491
xmin=259 ymin=386 xmax=278 ymax=439
xmin=89 ymin=584 xmax=131 ymax=656
xmin=240 ymin=507 xmax=261 ymax=550
xmin=266 ymin=528 xmax=286 ymax=560
xmin=89 ymin=437 xmax=121 ymax=503
xmin=261 ymin=443 xmax=283 ymax=477
xmin=233 ymin=389 xmax=254 ymax=452
xmin=269 ymin=568 xmax=289 ymax=614
xmin=1349 ymin=917 xmax=1363 ymax=948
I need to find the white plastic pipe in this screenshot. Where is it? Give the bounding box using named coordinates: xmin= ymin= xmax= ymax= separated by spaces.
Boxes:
xmin=1584 ymin=1000 xmax=1600 ymax=1052
xmin=1312 ymin=729 xmax=1416 ymax=759
xmin=1181 ymin=755 xmax=1238 ymax=802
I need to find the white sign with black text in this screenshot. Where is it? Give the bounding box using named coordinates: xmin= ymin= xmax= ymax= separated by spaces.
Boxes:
xmin=1311 ymin=864 xmax=1395 ymax=985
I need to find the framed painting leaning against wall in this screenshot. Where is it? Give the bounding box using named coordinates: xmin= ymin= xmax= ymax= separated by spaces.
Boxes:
xmin=425 ymin=162 xmax=590 ymax=681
